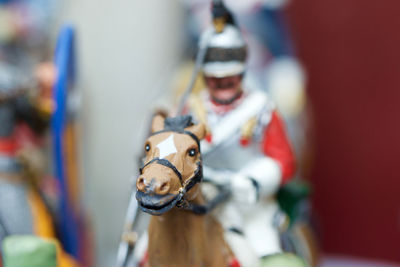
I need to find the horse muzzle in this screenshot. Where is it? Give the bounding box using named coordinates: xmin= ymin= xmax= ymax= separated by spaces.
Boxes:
xmin=136 ymin=190 xmax=182 ymax=216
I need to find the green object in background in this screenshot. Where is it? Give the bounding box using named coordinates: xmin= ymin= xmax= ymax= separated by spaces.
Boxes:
xmin=261 ymin=253 xmax=308 ymax=267
xmin=2 ymin=236 xmax=57 ymax=267
xmin=277 ymin=180 xmax=311 ymax=226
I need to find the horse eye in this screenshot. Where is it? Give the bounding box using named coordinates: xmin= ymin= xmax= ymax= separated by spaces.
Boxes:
xmin=188 ymin=148 xmax=197 ymax=157
xmin=145 ymin=144 xmax=151 ymax=152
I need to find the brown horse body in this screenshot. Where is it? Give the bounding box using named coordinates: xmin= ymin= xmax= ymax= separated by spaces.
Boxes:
xmin=147 ymin=197 xmax=231 ymax=266
xmin=136 ymin=115 xmax=233 ymax=267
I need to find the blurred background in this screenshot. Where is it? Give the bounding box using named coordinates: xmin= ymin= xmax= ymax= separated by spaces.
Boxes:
xmin=57 ymin=0 xmax=184 ymax=265
xmin=287 ymin=0 xmax=400 ymax=264
xmin=0 ymin=0 xmax=399 ymax=266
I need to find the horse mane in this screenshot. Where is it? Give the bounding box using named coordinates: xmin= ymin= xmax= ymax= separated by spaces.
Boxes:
xmin=164 ymin=115 xmax=194 ymax=132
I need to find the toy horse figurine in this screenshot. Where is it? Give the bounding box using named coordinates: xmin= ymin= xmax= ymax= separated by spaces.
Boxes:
xmin=135 ymin=115 xmax=235 ymax=267
xmin=134 ymin=115 xmax=307 ymax=267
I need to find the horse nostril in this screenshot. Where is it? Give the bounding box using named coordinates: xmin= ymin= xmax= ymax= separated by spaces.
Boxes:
xmin=137 ymin=177 xmax=146 ymax=191
xmin=157 ymin=181 xmax=170 ymax=195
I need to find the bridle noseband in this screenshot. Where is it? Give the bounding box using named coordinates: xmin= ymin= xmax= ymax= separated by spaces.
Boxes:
xmin=140 ymin=157 xmax=184 ymax=185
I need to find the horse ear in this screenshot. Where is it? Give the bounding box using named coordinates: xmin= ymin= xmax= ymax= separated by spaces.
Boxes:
xmin=151 ymin=114 xmax=165 ymax=133
xmin=186 ymin=123 xmax=206 ymax=140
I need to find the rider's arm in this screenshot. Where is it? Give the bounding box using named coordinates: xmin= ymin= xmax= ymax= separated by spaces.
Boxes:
xmin=231 ymin=156 xmax=282 ymax=203
xmin=203 ymin=166 xmax=233 ymax=186
xmin=261 ymin=110 xmax=296 ymax=185
xmin=231 ymin=110 xmax=295 ymax=203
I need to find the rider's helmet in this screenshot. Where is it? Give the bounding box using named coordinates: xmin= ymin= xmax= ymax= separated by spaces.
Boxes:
xmin=201 ymin=1 xmax=247 ymax=78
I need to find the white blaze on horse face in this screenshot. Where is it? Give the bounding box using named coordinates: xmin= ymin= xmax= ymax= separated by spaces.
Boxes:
xmin=156 ymin=134 xmax=177 ymax=159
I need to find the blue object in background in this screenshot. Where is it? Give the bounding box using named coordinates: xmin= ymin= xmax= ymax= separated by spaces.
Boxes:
xmin=239 ymin=7 xmax=295 ymax=58
xmin=51 ymin=25 xmax=80 ymax=259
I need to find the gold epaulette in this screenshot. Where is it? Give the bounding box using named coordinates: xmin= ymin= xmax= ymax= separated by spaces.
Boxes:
xmin=241 ymin=116 xmax=258 ymax=140
xmin=189 ymin=94 xmax=259 ymax=143
xmin=188 ymin=94 xmax=211 ymax=135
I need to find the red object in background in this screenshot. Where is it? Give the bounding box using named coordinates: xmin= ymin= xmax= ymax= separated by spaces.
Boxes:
xmin=205 ymin=133 xmax=213 ymax=143
xmin=287 ymin=0 xmax=400 ymax=263
xmin=262 ymin=111 xmax=296 ymax=184
xmin=239 ymin=137 xmax=250 ymax=147
xmin=230 ymin=258 xmax=241 ymax=267
xmin=0 ymin=137 xmax=18 ymax=156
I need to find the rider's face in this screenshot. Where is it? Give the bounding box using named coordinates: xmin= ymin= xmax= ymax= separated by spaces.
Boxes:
xmin=204 ymin=74 xmax=243 ymax=104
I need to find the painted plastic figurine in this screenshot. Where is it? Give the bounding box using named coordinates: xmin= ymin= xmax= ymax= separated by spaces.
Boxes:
xmin=118 ymin=1 xmax=313 ymax=266
xmin=179 ymin=1 xmax=296 ymax=263
xmin=135 ymin=115 xmax=306 ymax=267
xmin=0 ymin=1 xmax=85 ymax=264
xmin=181 ymin=0 xmax=306 ymax=118
xmin=179 ymin=1 xmax=318 ymax=265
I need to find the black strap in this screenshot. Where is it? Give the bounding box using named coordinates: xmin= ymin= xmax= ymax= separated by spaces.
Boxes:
xmin=228 ymin=227 xmax=244 ymax=236
xmin=183 ymin=131 xmax=201 ymax=152
xmin=140 ymin=157 xmax=183 ymax=185
xmin=182 ymin=161 xmax=203 ymax=193
xmin=178 ymin=179 xmax=231 ymax=215
xmin=248 ymin=177 xmax=260 ymax=202
xmin=140 ymin=159 xmax=229 ymax=215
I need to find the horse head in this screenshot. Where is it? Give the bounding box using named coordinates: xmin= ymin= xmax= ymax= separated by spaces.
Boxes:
xmin=136 ymin=115 xmax=206 ymax=215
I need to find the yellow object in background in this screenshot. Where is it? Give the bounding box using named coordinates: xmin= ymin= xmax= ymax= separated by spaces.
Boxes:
xmin=27 ymin=190 xmax=79 ymax=267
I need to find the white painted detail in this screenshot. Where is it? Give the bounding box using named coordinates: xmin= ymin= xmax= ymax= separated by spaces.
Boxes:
xmin=133 ymin=231 xmax=148 ymax=264
xmin=207 ymin=25 xmax=246 ymax=49
xmin=201 ymin=90 xmax=268 ymax=154
xmin=240 ymin=157 xmax=282 ymax=198
xmin=215 ymin=200 xmax=282 ymax=258
xmin=203 ymin=166 xmax=232 ymax=185
xmin=203 ymin=61 xmax=246 ymax=78
xmin=243 ymin=202 xmax=282 ymax=257
xmin=231 ymin=173 xmax=258 ymax=204
xmin=156 ymin=134 xmax=177 ymax=159
xmin=213 ymin=201 xmax=243 ymax=231
xmin=224 ymin=231 xmax=260 ymax=267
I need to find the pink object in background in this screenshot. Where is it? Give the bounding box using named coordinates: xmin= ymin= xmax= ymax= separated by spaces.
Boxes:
xmin=321 ymin=256 xmax=400 ymax=267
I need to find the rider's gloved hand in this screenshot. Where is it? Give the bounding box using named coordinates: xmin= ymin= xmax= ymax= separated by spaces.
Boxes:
xmin=231 ymin=174 xmax=259 ymax=204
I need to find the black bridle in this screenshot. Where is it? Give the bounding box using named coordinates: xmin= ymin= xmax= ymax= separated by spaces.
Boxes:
xmin=137 ymin=130 xmax=229 ymax=215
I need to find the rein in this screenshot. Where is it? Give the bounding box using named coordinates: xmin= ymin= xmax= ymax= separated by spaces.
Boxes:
xmin=139 ymin=130 xmax=229 ymax=215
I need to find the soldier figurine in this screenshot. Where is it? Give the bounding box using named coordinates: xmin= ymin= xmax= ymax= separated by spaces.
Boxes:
xmin=183 ymin=1 xmax=296 ymax=265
